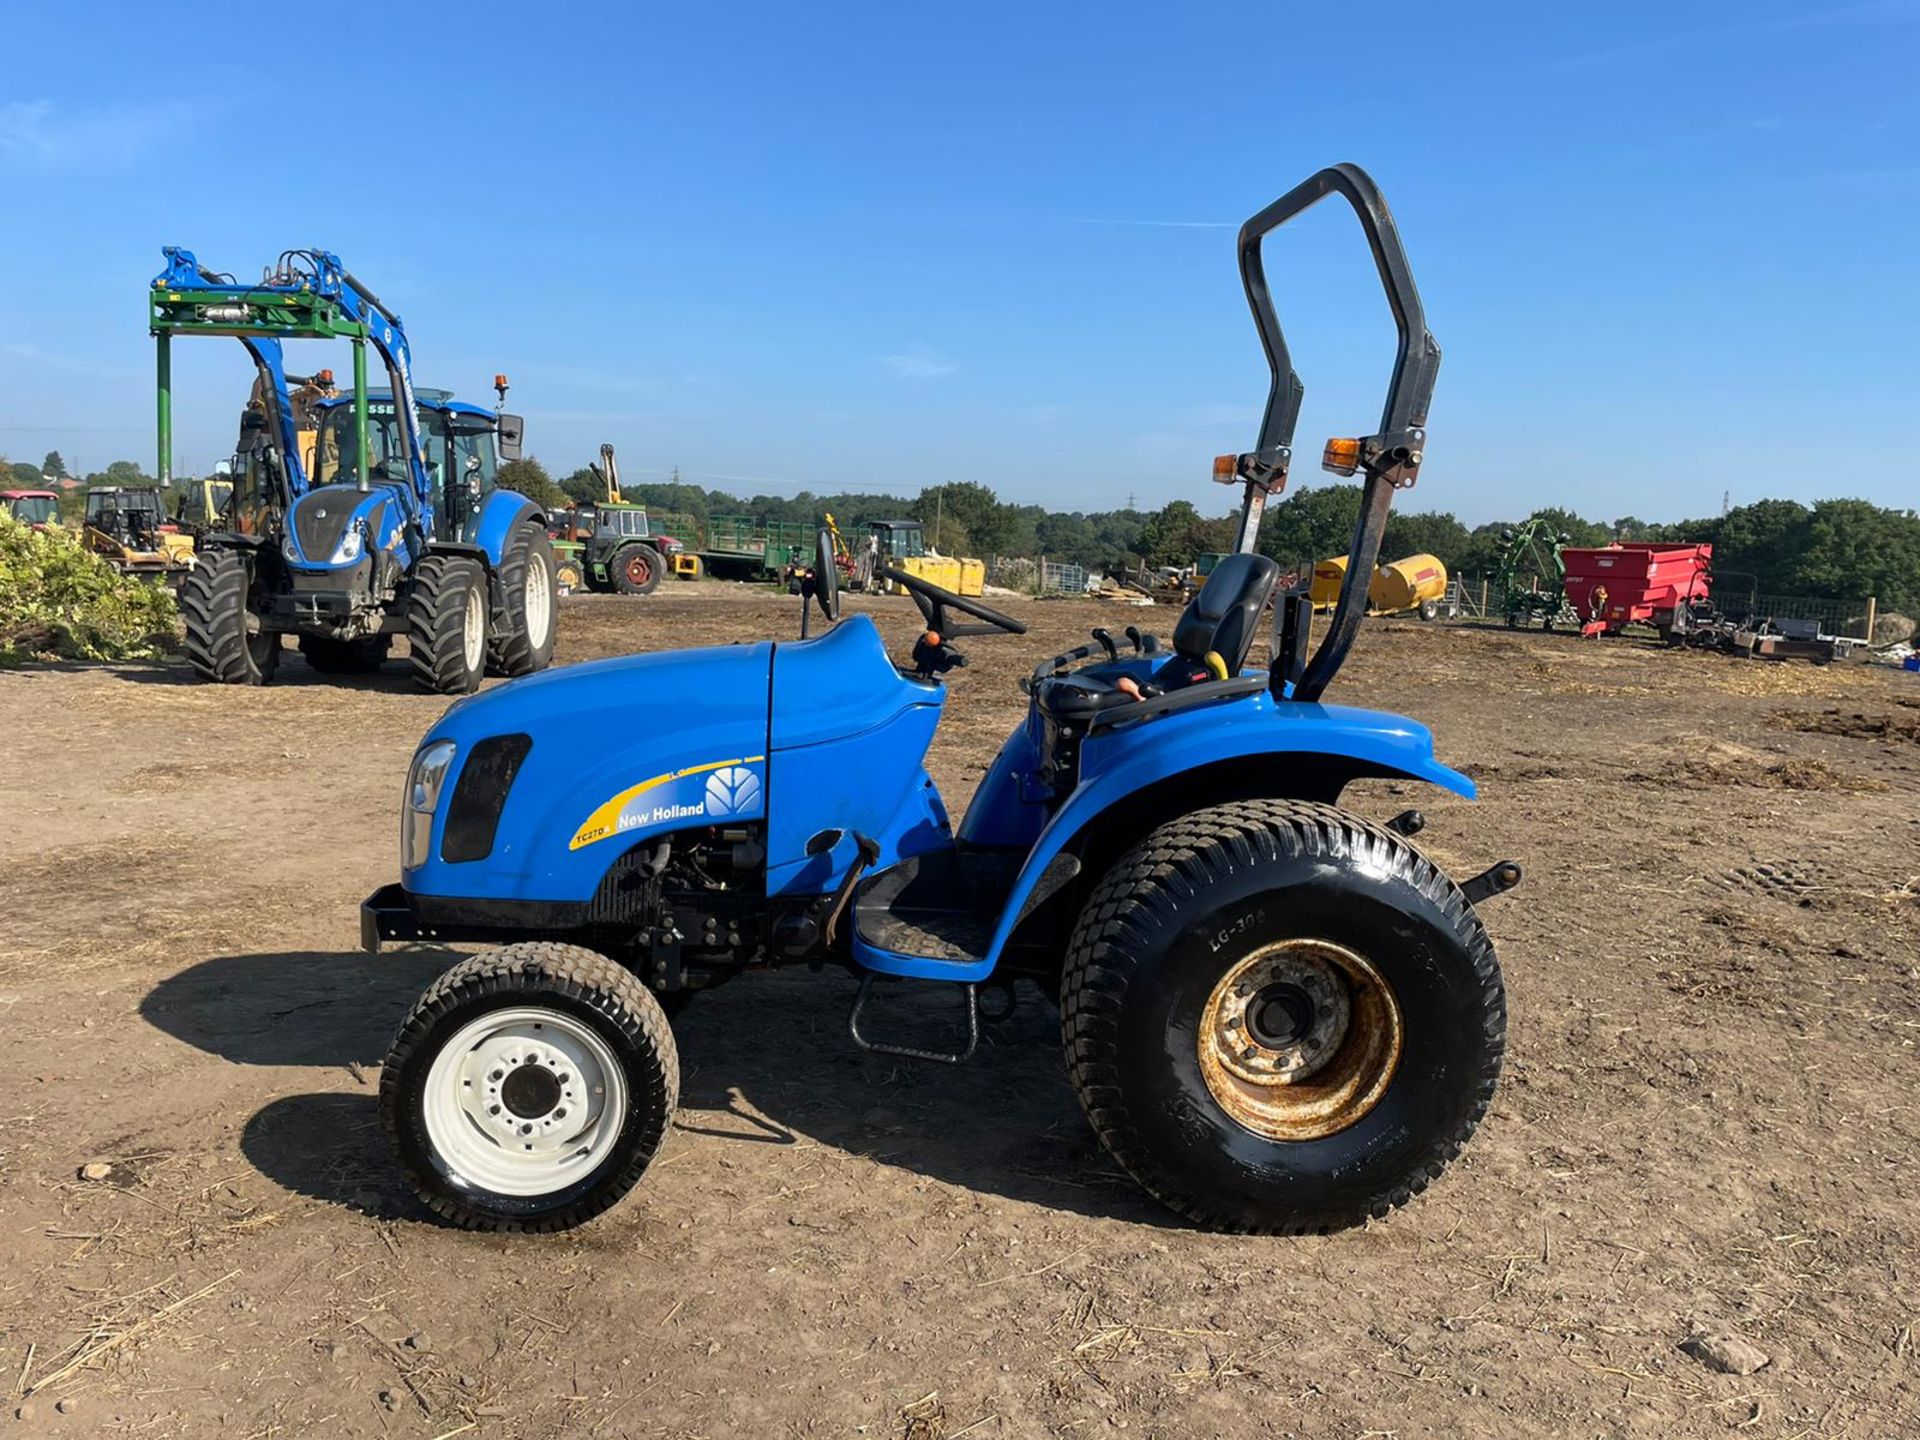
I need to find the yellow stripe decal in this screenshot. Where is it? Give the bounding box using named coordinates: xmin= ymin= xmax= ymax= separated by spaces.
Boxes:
xmin=569 ymin=756 xmax=766 ymax=851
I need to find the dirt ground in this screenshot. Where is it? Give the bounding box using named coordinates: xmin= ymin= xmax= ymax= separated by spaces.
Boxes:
xmin=2 ymin=583 xmax=1917 ymax=1439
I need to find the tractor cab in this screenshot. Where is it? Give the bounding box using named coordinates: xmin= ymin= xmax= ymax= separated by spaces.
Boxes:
xmin=0 ymin=490 xmax=59 ymax=530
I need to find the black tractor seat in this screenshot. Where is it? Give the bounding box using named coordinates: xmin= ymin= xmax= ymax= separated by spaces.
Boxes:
xmin=1036 ymin=552 xmax=1280 ymax=725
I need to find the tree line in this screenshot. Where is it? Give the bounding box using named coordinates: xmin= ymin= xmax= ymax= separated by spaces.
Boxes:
xmin=11 ymin=446 xmax=1915 ymax=613
xmin=496 ymin=456 xmax=1920 ymax=614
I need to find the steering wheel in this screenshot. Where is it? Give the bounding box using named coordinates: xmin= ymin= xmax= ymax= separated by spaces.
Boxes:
xmin=811 ymin=527 xmax=840 ymax=622
xmin=878 ymin=566 xmax=1026 ymax=637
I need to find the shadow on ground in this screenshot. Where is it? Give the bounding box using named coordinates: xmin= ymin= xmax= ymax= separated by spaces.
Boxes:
xmin=154 ymin=949 xmax=1162 ymax=1226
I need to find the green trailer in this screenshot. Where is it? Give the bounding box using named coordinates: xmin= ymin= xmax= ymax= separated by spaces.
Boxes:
xmin=698 ymin=515 xmax=814 ymax=580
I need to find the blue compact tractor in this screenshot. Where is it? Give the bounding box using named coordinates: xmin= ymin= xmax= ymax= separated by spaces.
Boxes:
xmin=363 ymin=166 xmax=1521 ymax=1232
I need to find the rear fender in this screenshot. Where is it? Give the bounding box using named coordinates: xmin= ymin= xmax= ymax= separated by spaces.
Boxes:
xmin=970 ymin=695 xmax=1472 ymax=979
xmin=474 ymin=491 xmax=542 ymax=567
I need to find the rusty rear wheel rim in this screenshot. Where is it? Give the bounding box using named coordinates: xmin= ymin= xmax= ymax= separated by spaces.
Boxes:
xmin=1197 ymin=938 xmax=1403 ymax=1142
xmin=625 ymin=552 xmax=651 ymax=587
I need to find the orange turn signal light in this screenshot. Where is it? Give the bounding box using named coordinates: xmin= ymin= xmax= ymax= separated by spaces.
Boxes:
xmin=1322 ymin=437 xmax=1363 ymax=476
xmin=1212 ymin=453 xmax=1239 ymax=484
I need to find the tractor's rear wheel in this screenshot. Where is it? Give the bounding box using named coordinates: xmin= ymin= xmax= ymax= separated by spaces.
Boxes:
xmin=554 ymin=556 xmax=585 ymax=594
xmin=298 ymin=634 xmax=391 ymax=674
xmin=611 ymin=543 xmax=662 ymax=596
xmin=1060 ymin=799 xmax=1505 ymax=1234
xmin=180 ymin=548 xmax=279 ymax=685
xmin=407 ymin=554 xmax=488 ymax=695
xmin=488 ymin=522 xmax=558 ymax=677
xmin=380 ymin=942 xmax=678 ymax=1232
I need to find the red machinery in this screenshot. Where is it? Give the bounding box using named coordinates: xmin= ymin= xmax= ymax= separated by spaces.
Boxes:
xmin=1561 ymin=542 xmax=1713 ymax=638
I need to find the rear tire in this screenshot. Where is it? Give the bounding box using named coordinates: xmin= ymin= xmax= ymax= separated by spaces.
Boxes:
xmin=1060 ymin=799 xmax=1504 ymax=1234
xmin=180 ymin=548 xmax=279 ymax=685
xmin=554 ymin=557 xmax=585 ymax=594
xmin=488 ymin=522 xmax=558 ymax=677
xmin=297 ymin=634 xmax=390 ymax=674
xmin=381 ymin=943 xmax=678 ymax=1232
xmin=407 ymin=554 xmax=487 ymax=695
xmin=611 ymin=543 xmax=662 ymax=596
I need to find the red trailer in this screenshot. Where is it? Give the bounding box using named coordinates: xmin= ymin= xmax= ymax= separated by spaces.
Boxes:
xmin=1560 ymin=542 xmax=1713 ymax=638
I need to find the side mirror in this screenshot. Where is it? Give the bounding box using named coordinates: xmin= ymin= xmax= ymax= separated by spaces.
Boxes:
xmin=496 ymin=414 xmax=525 ymax=460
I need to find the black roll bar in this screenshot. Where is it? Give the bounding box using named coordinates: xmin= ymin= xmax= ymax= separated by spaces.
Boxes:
xmin=1228 ymin=163 xmax=1442 ymax=703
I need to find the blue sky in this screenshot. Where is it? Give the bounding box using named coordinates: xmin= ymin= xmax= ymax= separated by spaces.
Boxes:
xmin=1 ymin=0 xmax=1915 ymax=524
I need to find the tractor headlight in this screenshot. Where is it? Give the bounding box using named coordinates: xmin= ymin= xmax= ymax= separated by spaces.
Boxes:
xmin=402 ymin=740 xmax=457 ymax=870
xmin=332 ymin=527 xmax=363 ymax=564
xmin=282 ymin=534 xmax=301 ymax=564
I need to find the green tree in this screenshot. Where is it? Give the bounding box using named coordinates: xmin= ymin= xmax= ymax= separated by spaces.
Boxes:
xmin=41 ymin=451 xmax=65 ymax=478
xmin=496 ymin=457 xmax=569 ymax=511
xmin=9 ymin=461 xmax=43 ymax=488
xmin=1793 ymin=499 xmax=1920 ymax=612
xmin=559 ymin=466 xmax=609 ymax=506
xmin=1257 ymin=485 xmax=1363 ymax=567
xmin=1382 ymin=509 xmax=1471 ymax=568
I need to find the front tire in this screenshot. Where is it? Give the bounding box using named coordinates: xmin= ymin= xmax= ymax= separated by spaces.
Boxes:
xmin=380 ymin=943 xmax=679 ymax=1232
xmin=179 ymin=548 xmax=279 ymax=685
xmin=611 ymin=543 xmax=662 ymax=596
xmin=407 ymin=554 xmax=487 ymax=695
xmin=1060 ymin=799 xmax=1504 ymax=1234
xmin=488 ymin=522 xmax=558 ymax=677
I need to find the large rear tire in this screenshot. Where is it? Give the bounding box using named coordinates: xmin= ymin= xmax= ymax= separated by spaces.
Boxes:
xmin=380 ymin=943 xmax=679 ymax=1232
xmin=611 ymin=543 xmax=662 ymax=596
xmin=1060 ymin=799 xmax=1505 ymax=1234
xmin=407 ymin=554 xmax=487 ymax=695
xmin=297 ymin=634 xmax=391 ymax=674
xmin=488 ymin=522 xmax=558 ymax=677
xmin=179 ymin=548 xmax=279 ymax=685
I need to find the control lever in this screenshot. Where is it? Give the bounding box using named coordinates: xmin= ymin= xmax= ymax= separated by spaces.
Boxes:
xmin=821 ymin=832 xmax=883 ymax=946
xmin=1091 ymin=628 xmax=1118 ymax=660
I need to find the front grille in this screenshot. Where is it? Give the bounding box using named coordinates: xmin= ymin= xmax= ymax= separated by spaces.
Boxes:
xmin=442 ymin=734 xmax=532 ymax=864
xmin=291 ymin=492 xmax=360 ymax=560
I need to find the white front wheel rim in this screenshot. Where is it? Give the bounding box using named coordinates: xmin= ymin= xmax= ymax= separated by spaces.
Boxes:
xmin=462 ymin=582 xmax=486 ymax=671
xmin=524 ymin=549 xmax=552 ymax=648
xmin=422 ymin=1006 xmax=629 ymax=1197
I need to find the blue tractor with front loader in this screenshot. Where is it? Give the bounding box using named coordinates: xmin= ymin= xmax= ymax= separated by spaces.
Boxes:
xmin=362 ymin=165 xmax=1521 ymax=1234
xmin=151 ymin=249 xmax=557 ymax=692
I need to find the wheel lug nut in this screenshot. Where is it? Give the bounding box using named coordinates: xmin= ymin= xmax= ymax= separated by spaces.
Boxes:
xmin=1240 ymin=1046 xmax=1260 ymax=1062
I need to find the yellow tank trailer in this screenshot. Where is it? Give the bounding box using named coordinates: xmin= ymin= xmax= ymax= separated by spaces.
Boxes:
xmin=1308 ymin=553 xmax=1447 ymax=618
xmin=1368 ymin=554 xmax=1448 ymax=617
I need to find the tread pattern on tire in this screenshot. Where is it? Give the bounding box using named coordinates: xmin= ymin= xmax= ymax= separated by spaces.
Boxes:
xmin=488 ymin=521 xmax=555 ymax=676
xmin=1059 ymin=797 xmax=1506 ymax=1235
xmin=180 ymin=548 xmax=273 ymax=685
xmin=407 ymin=553 xmax=483 ymax=694
xmin=381 ymin=942 xmax=679 ymax=1233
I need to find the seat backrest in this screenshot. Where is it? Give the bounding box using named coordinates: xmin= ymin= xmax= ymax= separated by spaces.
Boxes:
xmin=1172 ymin=552 xmax=1279 ymax=672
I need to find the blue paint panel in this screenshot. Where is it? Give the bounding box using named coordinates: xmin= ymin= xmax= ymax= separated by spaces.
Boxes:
xmin=473 ymin=490 xmax=541 ymax=564
xmin=861 ymin=691 xmax=1474 ymax=982
xmin=766 ymin=618 xmax=948 ymax=894
xmin=769 ymin=615 xmax=944 ymax=749
xmin=404 ymin=641 xmax=773 ymax=904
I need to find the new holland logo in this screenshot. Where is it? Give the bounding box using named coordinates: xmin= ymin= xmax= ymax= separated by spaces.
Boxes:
xmin=704 ymin=765 xmax=761 ymax=818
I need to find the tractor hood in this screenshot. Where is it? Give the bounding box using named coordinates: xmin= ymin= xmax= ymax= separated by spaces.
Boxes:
xmin=407 ymin=640 xmax=776 ymax=900
xmin=286 ymin=481 xmax=410 ymax=568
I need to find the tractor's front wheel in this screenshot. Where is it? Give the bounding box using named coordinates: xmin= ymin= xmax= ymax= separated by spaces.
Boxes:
xmin=380 ymin=943 xmax=679 ymax=1232
xmin=1060 ymin=799 xmax=1505 ymax=1234
xmin=179 ymin=548 xmax=279 ymax=685
xmin=488 ymin=522 xmax=558 ymax=677
xmin=407 ymin=554 xmax=488 ymax=695
xmin=611 ymin=543 xmax=662 ymax=596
